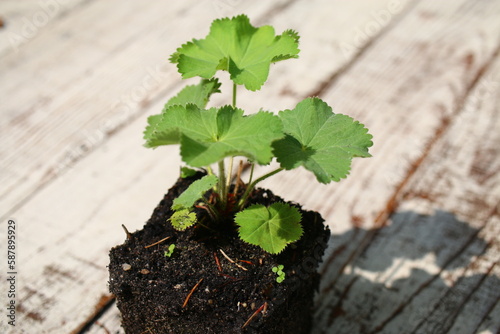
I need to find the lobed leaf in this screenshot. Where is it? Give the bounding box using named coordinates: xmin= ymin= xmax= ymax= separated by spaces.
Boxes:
xmin=169 ymin=209 xmax=197 ymax=231
xmin=144 ymin=78 xmax=221 ymax=147
xmin=163 ymin=78 xmax=221 ymax=110
xmin=273 ymin=97 xmax=373 ymax=183
xmin=170 ymin=14 xmax=300 ymax=91
xmin=145 ymin=104 xmax=283 ymax=167
xmin=235 ymin=203 xmax=303 ymax=254
xmin=172 ymin=174 xmax=218 ymax=210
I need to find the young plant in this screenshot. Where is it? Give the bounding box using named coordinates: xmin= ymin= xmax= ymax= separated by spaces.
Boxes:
xmin=164 ymin=244 xmax=176 ymax=258
xmin=272 ymin=265 xmax=286 ymax=283
xmin=144 ymin=15 xmax=373 ymax=255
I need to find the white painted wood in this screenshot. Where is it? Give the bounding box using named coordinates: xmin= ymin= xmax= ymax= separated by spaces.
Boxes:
xmin=314 ymin=42 xmax=500 ymax=334
xmin=0 ymin=0 xmax=89 ymax=56
xmin=0 ymin=0 xmax=410 ymax=218
xmin=1 ymin=0 xmax=499 ymax=333
xmin=2 ymin=0 xmax=400 ymax=332
xmin=0 ymin=0 xmax=292 ymax=218
xmin=257 ymin=0 xmax=500 ymax=280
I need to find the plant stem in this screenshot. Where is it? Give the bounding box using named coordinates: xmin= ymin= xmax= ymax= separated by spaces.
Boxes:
xmin=248 ymin=163 xmax=255 ymax=186
xmin=200 ymin=200 xmax=220 ymax=222
xmin=225 ymin=83 xmax=238 ymax=195
xmin=232 ymin=82 xmax=237 ymax=108
xmin=227 ymin=157 xmax=234 ymax=189
xmin=238 ymin=167 xmax=284 ymax=209
xmin=218 ymin=160 xmax=227 ymax=207
xmin=207 ymin=165 xmax=214 ymax=175
xmin=233 ymin=160 xmax=244 ymax=195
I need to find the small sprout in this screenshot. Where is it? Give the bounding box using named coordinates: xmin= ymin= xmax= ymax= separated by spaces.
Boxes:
xmin=164 ymin=244 xmax=176 ymax=258
xmin=272 ymin=264 xmax=285 ymax=283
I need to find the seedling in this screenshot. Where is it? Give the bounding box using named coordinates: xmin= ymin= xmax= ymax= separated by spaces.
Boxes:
xmin=164 ymin=244 xmax=176 ymax=258
xmin=144 ymin=15 xmax=372 ymax=254
xmin=272 ymin=265 xmax=286 ymax=283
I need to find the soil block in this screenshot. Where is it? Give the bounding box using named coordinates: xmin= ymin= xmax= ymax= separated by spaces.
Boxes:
xmin=109 ymin=173 xmax=330 ymax=334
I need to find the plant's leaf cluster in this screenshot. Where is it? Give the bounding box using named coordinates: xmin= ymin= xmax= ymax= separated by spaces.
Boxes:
xmin=143 ymin=14 xmax=373 ymax=255
xmin=272 ymin=264 xmax=286 ymax=283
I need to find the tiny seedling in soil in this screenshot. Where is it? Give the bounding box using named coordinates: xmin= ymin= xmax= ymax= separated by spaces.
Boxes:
xmin=144 ymin=14 xmax=373 ymax=255
xmin=272 ymin=265 xmax=286 ymax=283
xmin=164 ymin=244 xmax=176 ymax=257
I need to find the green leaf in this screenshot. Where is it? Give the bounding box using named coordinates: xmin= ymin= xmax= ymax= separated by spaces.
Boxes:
xmin=172 ymin=174 xmax=218 ymax=210
xmin=170 ymin=14 xmax=300 ymax=91
xmin=163 ymin=78 xmax=221 ymax=110
xmin=273 ymin=97 xmax=373 ymax=183
xmin=235 ymin=203 xmax=303 ymax=254
xmin=144 ymin=78 xmax=221 ymax=148
xmin=145 ymin=104 xmax=283 ymax=167
xmin=164 ymin=244 xmax=176 ymax=257
xmin=180 ymin=166 xmax=198 ymax=178
xmin=169 ymin=209 xmax=197 ymax=231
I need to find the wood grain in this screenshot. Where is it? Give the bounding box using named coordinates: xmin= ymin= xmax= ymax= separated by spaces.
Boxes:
xmin=0 ymin=0 xmax=498 ymax=333
xmin=314 ymin=21 xmax=500 ymax=334
xmin=0 ymin=0 xmax=295 ymax=218
xmin=3 ymin=0 xmax=401 ymax=332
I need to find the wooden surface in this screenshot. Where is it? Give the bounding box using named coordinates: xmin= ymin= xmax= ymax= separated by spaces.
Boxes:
xmin=1 ymin=0 xmax=499 ymax=333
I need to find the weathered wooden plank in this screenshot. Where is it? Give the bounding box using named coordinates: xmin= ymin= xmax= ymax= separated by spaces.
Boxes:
xmin=85 ymin=0 xmax=500 ymax=332
xmin=263 ymin=0 xmax=500 ymax=219
xmin=0 ymin=0 xmax=88 ymax=56
xmin=313 ymin=43 xmax=500 ymax=334
xmin=0 ymin=1 xmax=297 ymax=332
xmin=474 ymin=294 xmax=500 ymax=334
xmin=418 ymin=231 xmax=499 ymax=334
xmin=1 ymin=0 xmax=188 ymax=216
xmin=81 ymin=0 xmax=421 ymax=331
xmin=2 ymin=0 xmax=498 ymax=333
xmin=1 ymin=0 xmax=411 ymax=332
xmin=258 ymin=0 xmax=500 ymax=280
xmin=83 ymin=300 xmax=124 ymax=334
xmin=0 ymin=0 xmax=413 ymax=220
xmin=0 ymin=0 xmax=294 ymax=218
xmin=313 ymin=213 xmax=499 ymax=334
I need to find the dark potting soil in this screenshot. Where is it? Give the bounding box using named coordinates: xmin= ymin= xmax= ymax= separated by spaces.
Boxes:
xmin=109 ymin=173 xmax=330 ymax=334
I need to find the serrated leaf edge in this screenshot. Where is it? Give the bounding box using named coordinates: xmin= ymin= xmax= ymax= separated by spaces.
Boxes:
xmin=235 ymin=202 xmax=303 ymax=254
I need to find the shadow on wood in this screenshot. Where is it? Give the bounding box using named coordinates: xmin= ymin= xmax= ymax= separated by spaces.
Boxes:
xmin=314 ymin=210 xmax=499 ymax=334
